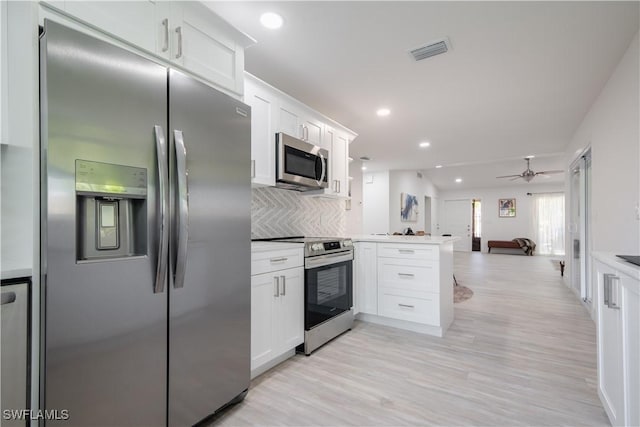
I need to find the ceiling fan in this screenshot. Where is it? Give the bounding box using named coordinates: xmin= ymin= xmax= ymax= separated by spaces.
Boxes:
xmin=496 ymin=158 xmax=563 ymax=182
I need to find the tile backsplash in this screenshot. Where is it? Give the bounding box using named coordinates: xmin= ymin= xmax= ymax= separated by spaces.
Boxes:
xmin=251 ymin=187 xmax=346 ymax=238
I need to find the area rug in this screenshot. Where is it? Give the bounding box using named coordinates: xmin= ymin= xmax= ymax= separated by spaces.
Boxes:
xmin=454 ymin=284 xmax=474 ymax=303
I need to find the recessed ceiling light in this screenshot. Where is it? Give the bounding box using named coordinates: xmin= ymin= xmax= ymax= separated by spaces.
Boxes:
xmin=260 ymin=12 xmax=283 ymax=29
xmin=419 ymin=141 xmax=431 ymax=148
xmin=435 ymin=165 xmax=443 ymax=169
xmin=361 ymin=166 xmax=367 ymax=171
xmin=455 ymin=178 xmax=462 ymax=183
xmin=376 ymin=108 xmax=390 ymax=117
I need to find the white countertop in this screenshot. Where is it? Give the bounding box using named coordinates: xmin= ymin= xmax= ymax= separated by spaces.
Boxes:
xmin=349 ymin=235 xmax=459 ymax=245
xmin=251 ymin=241 xmax=305 ymax=252
xmin=592 ymin=252 xmax=640 ymax=281
xmin=1 ymin=261 xmax=33 ymax=281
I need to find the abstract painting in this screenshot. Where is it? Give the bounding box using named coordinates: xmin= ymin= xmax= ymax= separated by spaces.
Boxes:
xmin=499 ymin=198 xmax=516 ymax=217
xmin=400 ymin=193 xmax=418 ymax=222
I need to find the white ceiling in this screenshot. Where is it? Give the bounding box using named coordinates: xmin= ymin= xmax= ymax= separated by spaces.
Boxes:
xmin=207 ymin=1 xmax=639 ymax=189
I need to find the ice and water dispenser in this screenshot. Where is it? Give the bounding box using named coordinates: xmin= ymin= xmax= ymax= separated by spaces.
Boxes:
xmin=75 ymin=160 xmax=148 ymax=261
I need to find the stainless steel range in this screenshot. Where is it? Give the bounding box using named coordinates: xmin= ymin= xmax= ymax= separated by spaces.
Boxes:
xmin=277 ymin=237 xmax=354 ymax=355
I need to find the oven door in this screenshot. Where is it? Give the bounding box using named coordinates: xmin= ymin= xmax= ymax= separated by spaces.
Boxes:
xmin=304 ymin=253 xmax=353 ymax=330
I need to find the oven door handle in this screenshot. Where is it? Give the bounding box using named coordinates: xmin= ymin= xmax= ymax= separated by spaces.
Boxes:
xmin=305 ymin=251 xmax=353 ymax=269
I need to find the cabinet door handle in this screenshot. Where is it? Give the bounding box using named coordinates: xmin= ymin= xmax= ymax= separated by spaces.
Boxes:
xmin=175 ymin=26 xmax=183 ymax=59
xmin=304 ymin=125 xmax=309 ymax=141
xmin=299 ymin=124 xmax=305 ymax=140
xmin=603 ymin=273 xmax=613 ymax=307
xmin=161 ymin=18 xmax=169 ymax=52
xmin=280 ymin=275 xmax=286 ymax=296
xmin=398 ymin=303 xmax=414 ymax=309
xmin=398 ymin=273 xmax=415 ymax=278
xmin=274 ymin=276 xmax=280 ymax=298
xmin=398 ymin=249 xmax=414 ymax=254
xmin=607 ymin=274 xmax=620 ymax=309
xmin=251 ymin=160 xmax=256 ymax=178
xmin=270 ymin=257 xmax=288 ymax=263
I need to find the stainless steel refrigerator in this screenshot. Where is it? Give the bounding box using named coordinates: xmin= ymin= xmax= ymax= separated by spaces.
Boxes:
xmin=40 ymin=20 xmax=251 ymax=426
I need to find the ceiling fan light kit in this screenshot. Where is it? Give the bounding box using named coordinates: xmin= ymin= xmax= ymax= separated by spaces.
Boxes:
xmin=496 ymin=158 xmax=563 ymax=182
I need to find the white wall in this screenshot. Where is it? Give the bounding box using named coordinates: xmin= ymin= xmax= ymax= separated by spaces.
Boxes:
xmin=438 ymin=183 xmax=564 ymax=253
xmin=389 ymin=170 xmax=438 ymax=234
xmin=362 ymin=170 xmax=439 ymax=234
xmin=362 ymin=171 xmax=389 ymax=234
xmin=565 ymin=32 xmax=639 ymax=256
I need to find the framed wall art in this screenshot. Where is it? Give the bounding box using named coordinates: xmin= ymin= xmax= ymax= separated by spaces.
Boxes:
xmin=499 ymin=198 xmax=516 ymax=217
xmin=400 ymin=193 xmax=418 ymax=222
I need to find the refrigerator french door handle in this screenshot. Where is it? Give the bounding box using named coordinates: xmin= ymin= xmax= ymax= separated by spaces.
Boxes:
xmin=173 ymin=129 xmax=189 ymax=289
xmin=154 ymin=125 xmax=169 ymax=294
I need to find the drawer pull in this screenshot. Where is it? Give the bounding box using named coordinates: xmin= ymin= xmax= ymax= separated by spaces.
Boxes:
xmin=398 ymin=273 xmax=415 ymax=278
xmin=270 ymin=257 xmax=288 ymax=263
xmin=398 ymin=303 xmax=415 ymax=309
xmin=398 ymin=249 xmax=414 ymax=254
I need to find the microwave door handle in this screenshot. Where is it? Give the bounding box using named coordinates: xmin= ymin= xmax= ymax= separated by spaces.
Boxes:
xmin=318 ymin=153 xmax=326 ymax=185
xmin=173 ymin=129 xmax=189 ymax=289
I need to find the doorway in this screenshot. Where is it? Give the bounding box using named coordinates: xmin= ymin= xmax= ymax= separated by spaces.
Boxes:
xmin=442 ymin=199 xmax=471 ymax=252
xmin=472 ymin=199 xmax=481 ymax=251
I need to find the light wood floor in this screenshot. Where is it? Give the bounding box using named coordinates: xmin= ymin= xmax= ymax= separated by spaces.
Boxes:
xmin=211 ymin=252 xmax=608 ymax=426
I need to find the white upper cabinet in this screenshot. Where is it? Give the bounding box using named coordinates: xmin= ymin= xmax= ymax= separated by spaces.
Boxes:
xmin=63 ymin=1 xmax=158 ymax=53
xmin=46 ymin=1 xmax=252 ymax=95
xmin=245 ymin=72 xmax=357 ymax=194
xmin=325 ymin=126 xmax=349 ymax=198
xmin=300 ymin=114 xmax=324 ymax=148
xmin=278 ymin=100 xmax=303 ymax=139
xmin=245 ymin=75 xmax=277 ymax=187
xmin=170 ymin=2 xmax=248 ymax=95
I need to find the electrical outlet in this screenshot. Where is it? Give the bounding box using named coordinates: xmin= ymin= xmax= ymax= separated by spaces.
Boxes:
xmin=635 ymin=203 xmax=640 ymax=220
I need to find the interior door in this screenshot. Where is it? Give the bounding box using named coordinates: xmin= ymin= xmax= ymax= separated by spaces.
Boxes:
xmin=41 ymin=21 xmax=167 ymax=426
xmin=168 ymin=69 xmax=251 ymax=425
xmin=442 ymin=199 xmax=472 ymax=251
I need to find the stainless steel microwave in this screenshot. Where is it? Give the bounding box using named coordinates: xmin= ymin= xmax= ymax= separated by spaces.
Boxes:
xmin=276 ymin=132 xmax=329 ymax=191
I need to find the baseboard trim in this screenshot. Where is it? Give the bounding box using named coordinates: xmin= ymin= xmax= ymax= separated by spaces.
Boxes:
xmin=356 ymin=313 xmax=444 ymax=337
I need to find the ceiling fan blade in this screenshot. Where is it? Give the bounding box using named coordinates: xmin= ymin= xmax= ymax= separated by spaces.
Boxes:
xmin=509 ymin=176 xmax=522 ymax=181
xmin=535 ymin=170 xmax=564 ymax=175
xmin=496 ymin=174 xmax=522 ymax=179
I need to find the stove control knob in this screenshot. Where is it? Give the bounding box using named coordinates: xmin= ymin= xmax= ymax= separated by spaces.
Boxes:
xmin=343 ymin=240 xmax=353 ymax=247
xmin=311 ymin=243 xmax=324 ymax=251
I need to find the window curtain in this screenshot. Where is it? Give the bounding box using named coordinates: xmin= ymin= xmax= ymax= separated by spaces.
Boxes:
xmin=531 ymin=193 xmax=565 ymax=255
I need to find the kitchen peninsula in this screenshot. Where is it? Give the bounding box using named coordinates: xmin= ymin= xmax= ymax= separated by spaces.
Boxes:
xmin=351 ymin=235 xmax=457 ymax=337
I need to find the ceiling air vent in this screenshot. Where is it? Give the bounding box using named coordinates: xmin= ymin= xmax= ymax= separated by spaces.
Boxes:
xmin=410 ymin=38 xmax=451 ymax=62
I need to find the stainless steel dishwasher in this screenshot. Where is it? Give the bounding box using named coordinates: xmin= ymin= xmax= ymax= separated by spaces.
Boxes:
xmin=1 ymin=278 xmax=30 ymax=426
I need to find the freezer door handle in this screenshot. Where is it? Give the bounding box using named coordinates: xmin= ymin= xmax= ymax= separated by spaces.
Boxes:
xmin=1 ymin=291 xmax=16 ymax=305
xmin=173 ymin=129 xmax=189 ymax=289
xmin=154 ymin=125 xmax=169 ymax=294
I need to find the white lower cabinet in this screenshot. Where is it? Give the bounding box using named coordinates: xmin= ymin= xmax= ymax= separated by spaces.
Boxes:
xmin=354 ymin=241 xmax=454 ymax=337
xmin=594 ymin=257 xmax=639 ymax=427
xmin=250 ymin=244 xmax=304 ymax=378
xmin=354 ymin=242 xmax=377 ymax=315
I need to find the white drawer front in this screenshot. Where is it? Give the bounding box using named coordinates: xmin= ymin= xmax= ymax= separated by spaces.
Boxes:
xmin=378 ymin=261 xmax=438 ymax=293
xmin=377 ymin=243 xmax=437 ymax=261
xmin=378 ymin=289 xmax=440 ymax=325
xmin=251 ymin=248 xmax=303 ymax=275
